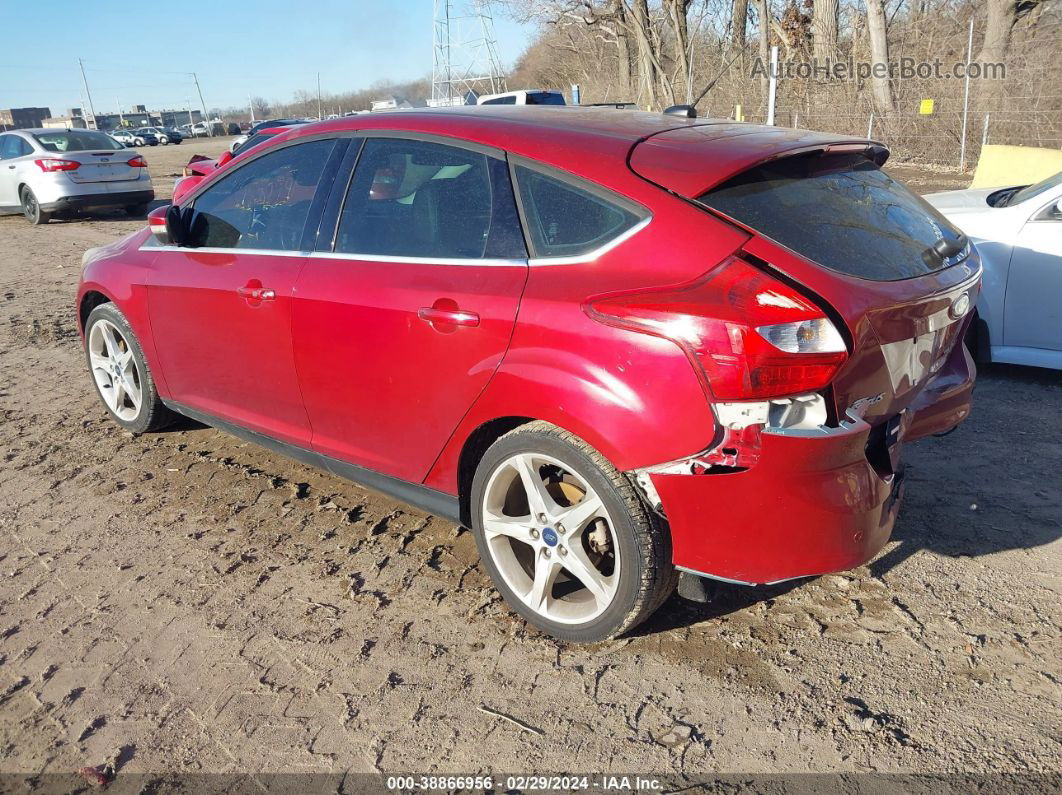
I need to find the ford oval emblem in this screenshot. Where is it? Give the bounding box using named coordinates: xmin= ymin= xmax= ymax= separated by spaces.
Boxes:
xmin=951 ymin=293 xmax=971 ymax=318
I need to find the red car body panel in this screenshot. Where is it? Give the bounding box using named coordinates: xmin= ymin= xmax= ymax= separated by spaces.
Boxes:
xmin=77 ymin=108 xmax=979 ymax=588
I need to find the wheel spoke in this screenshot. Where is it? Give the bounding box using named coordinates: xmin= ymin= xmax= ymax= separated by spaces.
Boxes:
xmin=89 ymin=351 xmax=110 ymax=372
xmin=109 ymin=378 xmax=124 ymax=411
xmin=561 ymin=544 xmax=612 ymax=606
xmin=526 ymin=554 xmax=560 ymax=611
xmin=556 ymin=494 xmax=605 ymax=540
xmin=482 ymin=509 xmax=532 ymax=541
xmin=121 ymin=372 xmax=141 ymax=409
xmin=512 ymin=454 xmax=555 ymax=521
xmin=102 ymin=326 xmax=121 ymax=360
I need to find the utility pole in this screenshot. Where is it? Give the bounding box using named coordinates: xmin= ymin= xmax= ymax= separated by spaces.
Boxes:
xmin=78 ymin=58 xmax=97 ymax=129
xmin=248 ymin=94 xmax=255 ymax=123
xmin=191 ymin=72 xmax=208 ymax=133
xmin=116 ymin=97 xmax=124 ymax=127
xmin=317 ymin=72 xmax=322 ymax=120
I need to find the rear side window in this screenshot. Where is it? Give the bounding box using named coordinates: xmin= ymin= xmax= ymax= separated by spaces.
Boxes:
xmin=336 ymin=137 xmax=525 ymax=259
xmin=32 ymin=130 xmax=123 ymax=152
xmin=188 ymin=138 xmax=335 ymax=250
xmin=515 ymin=164 xmax=646 ymax=258
xmin=481 ymin=95 xmax=517 ymax=105
xmin=699 ymin=153 xmax=966 ymax=281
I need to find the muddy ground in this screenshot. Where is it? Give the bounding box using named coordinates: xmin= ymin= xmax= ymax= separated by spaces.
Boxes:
xmin=0 ymin=139 xmax=1059 ymax=787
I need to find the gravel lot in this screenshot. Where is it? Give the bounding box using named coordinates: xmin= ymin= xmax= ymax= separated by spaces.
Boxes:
xmin=0 ymin=139 xmax=1059 ymax=786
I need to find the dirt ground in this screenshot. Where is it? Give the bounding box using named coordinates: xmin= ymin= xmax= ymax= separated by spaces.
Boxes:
xmin=0 ymin=138 xmax=1059 ymax=787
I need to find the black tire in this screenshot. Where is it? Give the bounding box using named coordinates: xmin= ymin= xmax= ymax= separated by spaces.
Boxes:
xmin=20 ymin=187 xmax=50 ymax=225
xmin=470 ymin=421 xmax=676 ymax=643
xmin=125 ymin=203 xmax=150 ymax=217
xmin=84 ymin=303 xmax=174 ymax=434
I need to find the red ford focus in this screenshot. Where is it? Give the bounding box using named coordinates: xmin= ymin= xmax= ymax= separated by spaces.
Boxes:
xmin=77 ymin=108 xmax=979 ymax=642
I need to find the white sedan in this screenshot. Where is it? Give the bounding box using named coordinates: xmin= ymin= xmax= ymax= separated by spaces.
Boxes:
xmin=926 ymin=172 xmax=1062 ymax=370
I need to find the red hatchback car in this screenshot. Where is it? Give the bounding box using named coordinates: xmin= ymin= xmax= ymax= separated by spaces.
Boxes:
xmin=78 ymin=108 xmax=979 ymax=642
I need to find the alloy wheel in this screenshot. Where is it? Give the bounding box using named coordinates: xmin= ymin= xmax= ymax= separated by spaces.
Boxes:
xmin=480 ymin=452 xmax=620 ymax=624
xmin=88 ymin=319 xmax=143 ymax=421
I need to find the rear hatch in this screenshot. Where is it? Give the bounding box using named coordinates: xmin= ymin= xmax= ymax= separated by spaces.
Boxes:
xmin=630 ymin=125 xmax=979 ymax=427
xmin=67 ymin=150 xmax=141 ymax=183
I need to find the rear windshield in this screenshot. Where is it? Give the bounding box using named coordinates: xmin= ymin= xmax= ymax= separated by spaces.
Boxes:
xmin=526 ymin=92 xmax=565 ymax=105
xmin=33 ymin=130 xmax=124 ymax=153
xmin=699 ymin=153 xmax=965 ymax=281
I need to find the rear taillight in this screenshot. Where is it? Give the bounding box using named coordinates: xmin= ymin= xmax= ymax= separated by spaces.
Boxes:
xmin=585 ymin=256 xmax=848 ymax=400
xmin=34 ymin=158 xmax=80 ymax=172
xmin=127 ymin=155 xmax=147 ymax=168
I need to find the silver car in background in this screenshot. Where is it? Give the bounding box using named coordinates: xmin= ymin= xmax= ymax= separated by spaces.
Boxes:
xmin=0 ymin=128 xmax=154 ymax=225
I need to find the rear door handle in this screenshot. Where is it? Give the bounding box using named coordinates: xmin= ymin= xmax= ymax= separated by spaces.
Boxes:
xmin=237 ymin=285 xmax=275 ymax=301
xmin=417 ymin=307 xmax=480 ymax=327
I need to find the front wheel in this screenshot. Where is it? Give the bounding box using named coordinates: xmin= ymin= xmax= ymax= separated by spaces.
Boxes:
xmin=124 ymin=203 xmax=150 ymax=217
xmin=471 ymin=421 xmax=676 ymax=643
xmin=84 ymin=303 xmax=174 ymax=434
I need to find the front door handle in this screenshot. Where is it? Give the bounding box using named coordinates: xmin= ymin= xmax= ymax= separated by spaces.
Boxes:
xmin=237 ymin=285 xmax=276 ymax=301
xmin=418 ymin=306 xmax=480 ymax=327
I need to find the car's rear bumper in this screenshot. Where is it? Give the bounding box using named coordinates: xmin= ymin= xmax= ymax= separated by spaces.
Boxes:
xmin=652 ymin=419 xmax=903 ymax=585
xmin=651 ymin=329 xmax=975 ymax=585
xmin=40 ymin=189 xmax=154 ymax=213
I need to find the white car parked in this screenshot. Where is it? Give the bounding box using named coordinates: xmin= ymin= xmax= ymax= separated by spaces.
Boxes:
xmin=926 ymin=172 xmax=1062 ymax=370
xmin=0 ymin=128 xmax=154 ymax=225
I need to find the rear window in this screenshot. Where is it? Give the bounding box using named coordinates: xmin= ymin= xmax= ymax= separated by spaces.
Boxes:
xmin=699 ymin=153 xmax=966 ymax=281
xmin=526 ymin=92 xmax=565 ymax=105
xmin=33 ymin=130 xmax=123 ymax=153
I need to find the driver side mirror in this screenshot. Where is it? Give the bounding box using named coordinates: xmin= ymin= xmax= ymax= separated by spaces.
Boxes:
xmin=1055 ymin=199 xmax=1062 ymax=219
xmin=155 ymin=204 xmax=196 ymax=247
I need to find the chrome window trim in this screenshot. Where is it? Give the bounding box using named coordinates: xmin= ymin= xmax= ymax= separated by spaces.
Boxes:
xmin=139 ymin=243 xmax=526 ymax=267
xmin=526 ymin=215 xmax=652 ymax=265
xmin=310 ymin=251 xmax=526 ymax=268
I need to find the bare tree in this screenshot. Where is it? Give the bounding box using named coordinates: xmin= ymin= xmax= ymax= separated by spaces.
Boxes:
xmin=976 ymin=0 xmax=1019 ymax=65
xmin=731 ymin=0 xmax=750 ymax=49
xmin=812 ymin=0 xmax=839 ymax=62
xmin=865 ymin=0 xmax=895 ymax=113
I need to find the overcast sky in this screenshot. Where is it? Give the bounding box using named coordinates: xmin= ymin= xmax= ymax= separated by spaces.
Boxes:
xmin=0 ymin=0 xmax=536 ymax=116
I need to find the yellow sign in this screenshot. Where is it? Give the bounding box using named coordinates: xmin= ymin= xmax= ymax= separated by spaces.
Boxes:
xmin=919 ymin=99 xmax=935 ymax=115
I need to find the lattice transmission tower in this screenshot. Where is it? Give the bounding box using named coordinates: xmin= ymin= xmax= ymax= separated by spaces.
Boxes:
xmin=431 ymin=0 xmax=506 ymax=107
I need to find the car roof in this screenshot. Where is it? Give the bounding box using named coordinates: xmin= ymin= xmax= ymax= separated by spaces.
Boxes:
xmin=271 ymin=107 xmax=881 ymax=195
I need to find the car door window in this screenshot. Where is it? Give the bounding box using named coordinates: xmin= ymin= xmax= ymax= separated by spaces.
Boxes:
xmin=335 ymin=137 xmax=524 ymax=259
xmin=514 ymin=164 xmax=646 ymax=258
xmin=188 ymin=139 xmax=335 ymax=251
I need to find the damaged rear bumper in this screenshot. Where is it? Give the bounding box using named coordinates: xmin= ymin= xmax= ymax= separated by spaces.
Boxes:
xmin=647 ymin=413 xmax=903 ymax=585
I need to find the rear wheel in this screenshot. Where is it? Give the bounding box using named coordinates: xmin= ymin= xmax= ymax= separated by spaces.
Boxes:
xmin=125 ymin=203 xmax=150 ymax=217
xmin=20 ymin=187 xmax=50 ymax=225
xmin=471 ymin=422 xmax=676 ymax=643
xmin=84 ymin=303 xmax=174 ymax=434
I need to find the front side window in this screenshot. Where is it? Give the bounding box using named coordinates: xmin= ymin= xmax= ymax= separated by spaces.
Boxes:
xmin=187 ymin=139 xmax=335 ymax=251
xmin=514 ymin=164 xmax=646 ymax=258
xmin=32 ymin=130 xmax=123 ymax=153
xmin=335 ymin=137 xmax=524 ymax=259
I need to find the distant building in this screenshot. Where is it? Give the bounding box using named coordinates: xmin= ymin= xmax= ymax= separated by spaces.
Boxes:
xmin=0 ymin=107 xmax=52 ymax=131
xmin=42 ymin=116 xmax=87 ymax=129
xmin=158 ymin=109 xmax=202 ymax=128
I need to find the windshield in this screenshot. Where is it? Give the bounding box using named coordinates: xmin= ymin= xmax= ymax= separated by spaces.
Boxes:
xmin=700 ymin=153 xmax=966 ymax=281
xmin=1008 ymin=171 xmax=1062 ymax=206
xmin=33 ymin=130 xmax=124 ymax=152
